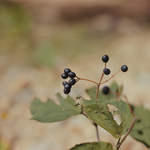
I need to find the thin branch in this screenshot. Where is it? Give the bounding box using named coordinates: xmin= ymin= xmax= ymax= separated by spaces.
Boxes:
xmin=112 ymin=92 xmax=136 ymax=149
xmin=96 ymin=70 xmax=121 ymax=100
xmin=93 ymin=123 xmax=100 ymax=142
xmin=105 ymin=63 xmax=106 ymax=68
xmin=100 ymin=70 xmax=121 ymax=85
xmin=96 ymin=72 xmax=104 ymax=100
xmin=98 ymin=73 xmax=104 ymax=85
xmin=96 ymin=84 xmax=100 ymax=100
xmin=76 ymin=77 xmax=98 ymax=85
xmin=82 ymin=112 xmax=89 ymax=119
xmin=117 ymin=137 xmax=121 ymax=146
xmin=116 ymin=117 xmax=137 ymax=149
xmin=83 ymin=112 xmax=100 ymax=142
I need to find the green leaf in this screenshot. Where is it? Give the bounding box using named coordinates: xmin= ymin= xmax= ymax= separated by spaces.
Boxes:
xmin=85 ymin=82 xmax=133 ymax=138
xmin=81 ymin=98 xmax=133 ymax=138
xmin=86 ymin=86 xmax=97 ymax=100
xmin=70 ymin=141 xmax=113 ymax=150
xmin=30 ymin=93 xmax=82 ymax=123
xmin=81 ymin=100 xmax=121 ymax=138
xmin=130 ymin=105 xmax=150 ymax=148
xmin=110 ymin=82 xmax=122 ymax=93
xmin=105 ymin=99 xmax=134 ymax=135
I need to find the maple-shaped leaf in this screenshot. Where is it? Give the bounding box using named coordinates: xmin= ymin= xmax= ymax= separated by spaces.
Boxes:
xmin=105 ymin=99 xmax=133 ymax=135
xmin=81 ymin=98 xmax=133 ymax=139
xmin=30 ymin=93 xmax=82 ymax=123
xmin=81 ymin=99 xmax=121 ymax=138
xmin=70 ymin=141 xmax=113 ymax=150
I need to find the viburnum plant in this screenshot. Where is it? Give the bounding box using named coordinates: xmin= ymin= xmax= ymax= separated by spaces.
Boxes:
xmin=30 ymin=55 xmax=150 ymax=150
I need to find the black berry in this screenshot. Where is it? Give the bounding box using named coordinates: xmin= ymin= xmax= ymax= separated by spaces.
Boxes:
xmin=68 ymin=72 xmax=76 ymax=78
xmin=69 ymin=78 xmax=76 ymax=85
xmin=102 ymin=86 xmax=110 ymax=94
xmin=64 ymin=83 xmax=71 ymax=89
xmin=102 ymin=55 xmax=109 ymax=63
xmin=62 ymin=81 xmax=68 ymax=86
xmin=103 ymin=68 xmax=110 ymax=75
xmin=61 ymin=73 xmax=68 ymax=79
xmin=121 ymin=65 xmax=128 ymax=72
xmin=63 ymin=88 xmax=71 ymax=94
xmin=64 ymin=68 xmax=71 ymax=74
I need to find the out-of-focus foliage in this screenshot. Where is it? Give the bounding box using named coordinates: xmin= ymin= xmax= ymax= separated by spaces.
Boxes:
xmin=0 ymin=3 xmax=31 ymax=52
xmin=0 ymin=3 xmax=110 ymax=67
xmin=0 ymin=138 xmax=9 ymax=150
xmin=130 ymin=105 xmax=150 ymax=148
xmin=33 ymin=43 xmax=58 ymax=68
xmin=86 ymin=82 xmax=122 ymax=100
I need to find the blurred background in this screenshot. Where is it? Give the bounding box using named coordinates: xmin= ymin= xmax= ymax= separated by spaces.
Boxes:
xmin=0 ymin=0 xmax=150 ymax=149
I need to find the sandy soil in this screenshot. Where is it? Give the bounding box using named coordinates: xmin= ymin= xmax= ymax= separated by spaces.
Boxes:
xmin=1 ymin=1 xmax=150 ymax=150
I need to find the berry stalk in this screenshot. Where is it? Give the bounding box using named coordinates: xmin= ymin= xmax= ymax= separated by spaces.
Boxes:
xmin=76 ymin=77 xmax=98 ymax=85
xmin=100 ymin=70 xmax=121 ymax=85
xmin=116 ymin=116 xmax=137 ymax=150
xmin=96 ymin=72 xmax=104 ymax=100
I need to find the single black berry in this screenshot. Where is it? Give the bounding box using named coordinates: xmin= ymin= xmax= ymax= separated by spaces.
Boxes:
xmin=63 ymin=88 xmax=71 ymax=94
xmin=62 ymin=81 xmax=68 ymax=86
xmin=64 ymin=68 xmax=71 ymax=74
xmin=102 ymin=55 xmax=109 ymax=63
xmin=102 ymin=86 xmax=110 ymax=94
xmin=68 ymin=72 xmax=76 ymax=78
xmin=103 ymin=68 xmax=111 ymax=75
xmin=64 ymin=83 xmax=71 ymax=89
xmin=69 ymin=78 xmax=76 ymax=85
xmin=121 ymin=65 xmax=128 ymax=72
xmin=61 ymin=73 xmax=68 ymax=79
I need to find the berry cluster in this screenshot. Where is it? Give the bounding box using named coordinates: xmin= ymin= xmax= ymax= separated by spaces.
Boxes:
xmin=61 ymin=54 xmax=128 ymax=95
xmin=61 ymin=68 xmax=76 ymax=94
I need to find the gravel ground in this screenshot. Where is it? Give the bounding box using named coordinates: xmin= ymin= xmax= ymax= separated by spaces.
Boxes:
xmin=1 ymin=32 xmax=150 ymax=150
xmin=1 ymin=1 xmax=150 ymax=150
